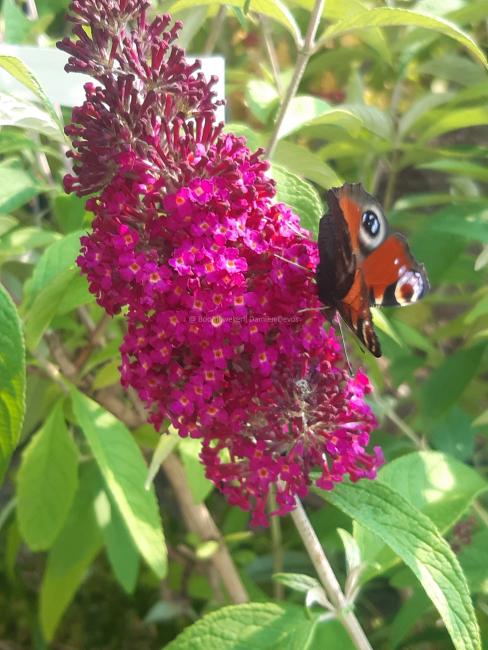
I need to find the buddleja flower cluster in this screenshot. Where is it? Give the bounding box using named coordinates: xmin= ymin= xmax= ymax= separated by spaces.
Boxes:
xmin=58 ymin=0 xmax=383 ymax=525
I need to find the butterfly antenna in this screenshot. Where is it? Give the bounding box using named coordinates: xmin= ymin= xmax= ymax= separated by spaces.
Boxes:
xmin=337 ymin=317 xmax=354 ymax=376
xmin=297 ymin=306 xmax=329 ymax=314
xmin=273 ymin=253 xmax=310 ymax=273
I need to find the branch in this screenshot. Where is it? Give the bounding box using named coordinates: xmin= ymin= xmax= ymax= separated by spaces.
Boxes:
xmin=163 ymin=454 xmax=249 ymax=604
xmin=266 ymin=0 xmax=326 ymax=158
xmin=290 ymin=497 xmax=373 ymax=650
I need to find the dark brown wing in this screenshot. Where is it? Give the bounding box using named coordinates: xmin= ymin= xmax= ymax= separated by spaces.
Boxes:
xmin=316 ymin=189 xmax=356 ymax=308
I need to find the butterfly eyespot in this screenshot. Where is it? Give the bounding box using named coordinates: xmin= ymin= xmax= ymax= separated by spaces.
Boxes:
xmin=362 ymin=210 xmax=381 ymax=237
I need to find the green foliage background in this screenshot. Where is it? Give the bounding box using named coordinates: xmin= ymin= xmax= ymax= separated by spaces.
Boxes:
xmin=0 ymin=0 xmax=487 ymax=648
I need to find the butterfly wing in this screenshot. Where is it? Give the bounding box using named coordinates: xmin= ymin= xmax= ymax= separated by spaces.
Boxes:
xmin=337 ymin=269 xmax=382 ymax=357
xmin=316 ymin=188 xmax=356 ymax=307
xmin=362 ymin=234 xmax=429 ymax=307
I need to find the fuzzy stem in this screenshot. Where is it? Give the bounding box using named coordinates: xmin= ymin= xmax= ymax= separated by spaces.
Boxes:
xmin=266 ymin=0 xmax=325 ymax=159
xmin=290 ymin=497 xmax=373 ymax=650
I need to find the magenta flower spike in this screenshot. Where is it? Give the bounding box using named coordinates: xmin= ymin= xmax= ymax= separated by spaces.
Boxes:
xmin=58 ymin=0 xmax=383 ymax=525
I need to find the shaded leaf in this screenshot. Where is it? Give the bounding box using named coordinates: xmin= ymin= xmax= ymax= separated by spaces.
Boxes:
xmin=17 ymin=400 xmax=78 ymax=550
xmin=93 ymin=488 xmax=140 ymax=594
xmin=0 ymin=284 xmax=25 ymax=484
xmin=39 ymin=464 xmax=103 ymax=640
xmin=420 ymin=344 xmax=486 ymax=419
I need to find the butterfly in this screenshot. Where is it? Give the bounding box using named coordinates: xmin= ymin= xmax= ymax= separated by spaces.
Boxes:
xmin=316 ymin=183 xmax=429 ymax=358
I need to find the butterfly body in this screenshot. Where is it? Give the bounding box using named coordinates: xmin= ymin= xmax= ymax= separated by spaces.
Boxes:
xmin=317 ymin=183 xmax=429 ymax=357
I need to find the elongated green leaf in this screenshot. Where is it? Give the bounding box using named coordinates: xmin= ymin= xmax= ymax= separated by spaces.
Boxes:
xmin=245 ymin=79 xmax=279 ymax=124
xmin=165 ymin=0 xmax=302 ymax=44
xmin=40 ymin=464 xmax=103 ymax=641
xmin=0 ymin=55 xmax=62 ymax=130
xmin=93 ymin=488 xmax=140 ymax=594
xmin=165 ymin=603 xmax=318 ymax=650
xmin=17 ymin=400 xmax=78 ymax=551
xmin=320 ymin=480 xmax=481 ymax=650
xmin=23 ymin=230 xmax=84 ymax=311
xmin=71 ymin=391 xmax=166 ymax=579
xmin=276 ymin=96 xmax=362 ymax=140
xmin=2 ymin=0 xmax=31 ymax=43
xmin=0 ymin=92 xmax=63 ymax=140
xmin=420 ymin=107 xmax=488 ymax=142
xmin=24 ymin=267 xmax=91 ymax=350
xmin=272 ymin=573 xmax=321 ymax=593
xmin=273 ymin=141 xmax=342 ymax=190
xmin=321 ymin=8 xmax=487 ymax=68
xmin=381 ymin=452 xmax=486 ymax=533
xmin=0 ymin=162 xmax=41 ymax=214
xmin=270 ymin=163 xmax=324 ymax=234
xmin=0 ymin=284 xmax=25 ymax=484
xmin=417 ymin=160 xmax=488 ymax=182
xmin=422 ymin=202 xmax=488 ymax=244
xmin=420 ymin=344 xmax=486 ymax=419
xmin=354 ymin=451 xmax=487 ymax=581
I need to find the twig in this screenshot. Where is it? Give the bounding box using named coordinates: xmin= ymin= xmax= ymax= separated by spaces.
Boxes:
xmin=204 ymin=6 xmax=227 ymax=55
xmin=266 ymin=0 xmax=325 ymax=159
xmin=260 ymin=15 xmax=283 ymax=97
xmin=269 ymin=489 xmax=284 ymax=599
xmin=290 ymin=498 xmax=373 ymax=650
xmin=74 ymin=312 xmax=111 ymax=371
xmin=162 ymin=454 xmax=249 ymax=604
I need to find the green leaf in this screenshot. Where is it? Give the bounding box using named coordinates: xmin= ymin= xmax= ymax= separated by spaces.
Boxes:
xmin=0 ymin=284 xmax=25 ymax=484
xmin=417 ymin=159 xmax=488 ymax=183
xmin=17 ymin=400 xmax=78 ymax=551
xmin=0 ymin=92 xmax=62 ymax=140
xmin=272 ymin=572 xmax=321 ymax=593
xmin=0 ymin=55 xmax=62 ymax=131
xmin=2 ymin=0 xmax=31 ymax=43
xmin=93 ymin=488 xmax=140 ymax=594
xmin=24 ymin=267 xmax=92 ymax=350
xmin=458 ymin=529 xmax=488 ymax=594
xmin=0 ymin=162 xmax=41 ymax=214
xmin=273 ymin=141 xmax=342 ymax=190
xmin=23 ymin=230 xmax=84 ymax=311
xmin=378 ymin=452 xmax=487 ymax=533
xmin=179 ymin=438 xmax=214 ymax=504
xmin=321 ymin=8 xmax=487 ymax=68
xmin=423 ymin=202 xmax=488 ymax=244
xmin=420 ymin=344 xmax=486 ymax=419
xmin=245 ymin=79 xmax=279 ymax=124
xmin=429 ymin=407 xmax=476 ymax=462
xmin=270 ymin=163 xmax=324 ymax=234
xmin=419 ymin=107 xmax=488 ymax=143
xmin=39 ymin=464 xmax=103 ymax=641
xmin=353 ymin=451 xmax=487 ymax=582
xmin=165 ymin=0 xmax=302 ymax=44
xmin=419 ymin=54 xmax=487 ymax=87
xmin=164 ymin=603 xmax=318 ymax=650
xmin=71 ymin=391 xmax=167 ymax=579
xmin=0 ymin=215 xmax=17 ymax=237
xmin=276 ymin=96 xmax=362 ymax=140
xmin=52 ymin=193 xmax=87 ymax=234
xmin=319 ymin=480 xmax=482 ymax=650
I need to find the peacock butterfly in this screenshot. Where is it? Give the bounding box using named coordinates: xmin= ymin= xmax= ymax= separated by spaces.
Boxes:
xmin=316 ymin=183 xmax=429 ymax=357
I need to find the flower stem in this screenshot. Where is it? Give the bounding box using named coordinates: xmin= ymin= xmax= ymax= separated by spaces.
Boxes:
xmin=266 ymin=0 xmax=325 ymax=159
xmin=290 ymin=497 xmax=373 ymax=650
